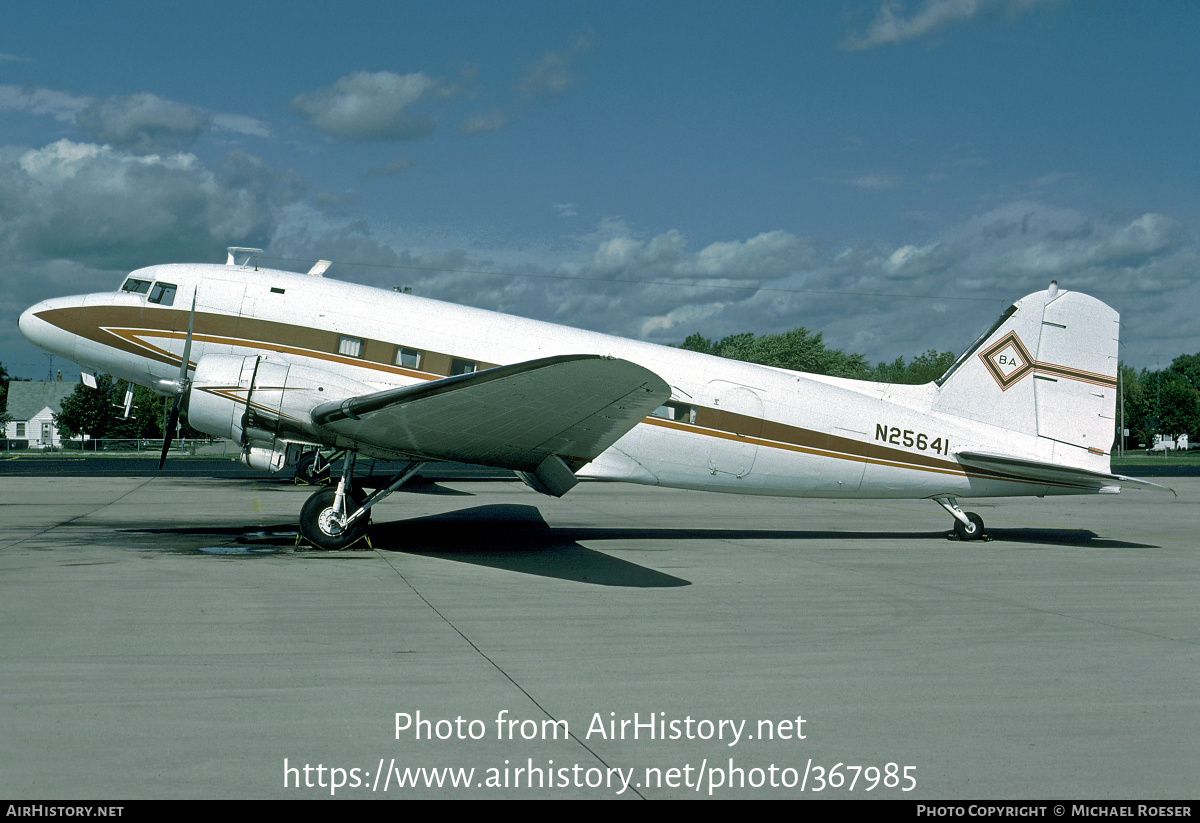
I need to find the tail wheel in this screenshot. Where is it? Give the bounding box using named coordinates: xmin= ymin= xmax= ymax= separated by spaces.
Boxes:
xmin=299 ymin=486 xmax=369 ymax=550
xmin=295 ymin=451 xmax=330 ymax=485
xmin=954 ymin=512 xmax=985 ymax=541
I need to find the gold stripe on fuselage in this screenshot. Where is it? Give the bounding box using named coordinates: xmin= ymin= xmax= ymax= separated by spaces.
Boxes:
xmin=38 ymin=306 xmax=1096 ymax=491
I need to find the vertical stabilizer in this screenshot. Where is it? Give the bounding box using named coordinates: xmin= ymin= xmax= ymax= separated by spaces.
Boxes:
xmin=934 ymin=287 xmax=1119 ymax=463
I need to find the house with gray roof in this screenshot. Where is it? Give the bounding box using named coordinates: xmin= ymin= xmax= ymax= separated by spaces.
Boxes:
xmin=3 ymin=381 xmax=80 ymax=448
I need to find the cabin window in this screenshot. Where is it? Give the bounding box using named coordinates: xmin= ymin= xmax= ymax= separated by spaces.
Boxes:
xmin=121 ymin=278 xmax=151 ymax=294
xmin=395 ymin=347 xmax=422 ymax=369
xmin=147 ymin=282 xmax=177 ymax=306
xmin=450 ymin=358 xmax=477 ymax=375
xmin=338 ymin=336 xmax=364 ymax=358
xmin=15 ymin=423 xmax=25 ymax=437
xmin=650 ymin=401 xmax=697 ymax=424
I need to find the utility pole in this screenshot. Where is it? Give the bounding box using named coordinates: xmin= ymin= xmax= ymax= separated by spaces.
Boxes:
xmin=1118 ymin=367 xmax=1124 ymax=458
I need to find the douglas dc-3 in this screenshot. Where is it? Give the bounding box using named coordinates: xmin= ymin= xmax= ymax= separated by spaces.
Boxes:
xmin=18 ymin=249 xmax=1162 ymax=549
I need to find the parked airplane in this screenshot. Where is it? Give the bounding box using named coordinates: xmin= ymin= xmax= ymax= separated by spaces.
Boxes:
xmin=18 ymin=250 xmax=1162 ymax=549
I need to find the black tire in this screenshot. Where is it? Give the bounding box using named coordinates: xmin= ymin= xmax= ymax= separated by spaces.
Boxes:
xmin=954 ymin=512 xmax=985 ymax=541
xmin=299 ymin=487 xmax=369 ymax=550
xmin=295 ymin=451 xmax=330 ymax=485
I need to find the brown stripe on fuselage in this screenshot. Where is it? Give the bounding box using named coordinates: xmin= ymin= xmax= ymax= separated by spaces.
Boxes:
xmin=692 ymin=407 xmax=955 ymax=471
xmin=41 ymin=304 xmax=1097 ymax=490
xmin=38 ymin=305 xmax=497 ymax=379
xmin=644 ymin=413 xmax=1095 ymax=490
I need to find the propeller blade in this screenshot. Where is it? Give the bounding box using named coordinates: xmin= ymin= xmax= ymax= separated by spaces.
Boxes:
xmin=159 ymin=288 xmax=198 ymax=470
xmin=159 ymin=397 xmax=180 ymax=469
xmin=178 ymin=288 xmax=197 ymax=382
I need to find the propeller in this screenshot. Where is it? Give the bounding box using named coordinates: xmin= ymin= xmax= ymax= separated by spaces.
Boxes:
xmin=159 ymin=289 xmax=198 ymax=469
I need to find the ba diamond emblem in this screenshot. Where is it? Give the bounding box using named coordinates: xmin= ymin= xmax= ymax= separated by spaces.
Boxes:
xmin=991 ymin=343 xmax=1026 ymax=376
xmin=979 ymin=331 xmax=1035 ymax=390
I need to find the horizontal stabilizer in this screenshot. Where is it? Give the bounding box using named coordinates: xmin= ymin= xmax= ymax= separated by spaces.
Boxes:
xmin=955 ymin=451 xmax=1175 ymax=495
xmin=311 ymin=354 xmax=670 ymax=473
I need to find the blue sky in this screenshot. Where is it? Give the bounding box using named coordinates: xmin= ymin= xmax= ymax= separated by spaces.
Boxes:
xmin=3 ymin=0 xmax=1198 ymax=378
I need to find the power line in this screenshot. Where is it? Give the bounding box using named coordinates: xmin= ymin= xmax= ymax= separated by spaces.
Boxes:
xmin=257 ymin=255 xmax=1007 ymax=304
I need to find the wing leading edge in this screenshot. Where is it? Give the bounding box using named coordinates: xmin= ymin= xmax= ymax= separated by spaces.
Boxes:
xmin=311 ymin=354 xmax=671 ymax=493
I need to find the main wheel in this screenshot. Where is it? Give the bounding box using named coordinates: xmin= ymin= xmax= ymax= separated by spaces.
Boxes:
xmin=954 ymin=512 xmax=985 ymax=541
xmin=299 ymin=487 xmax=369 ymax=550
xmin=294 ymin=451 xmax=330 ymax=485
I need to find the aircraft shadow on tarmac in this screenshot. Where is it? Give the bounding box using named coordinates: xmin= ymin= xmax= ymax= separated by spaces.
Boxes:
xmin=368 ymin=505 xmax=689 ymax=587
xmin=977 ymin=528 xmax=1158 ymax=549
xmin=118 ymin=504 xmax=1159 ymax=586
xmin=121 ymin=504 xmax=691 ymax=588
xmin=371 ymin=505 xmax=1161 ymax=551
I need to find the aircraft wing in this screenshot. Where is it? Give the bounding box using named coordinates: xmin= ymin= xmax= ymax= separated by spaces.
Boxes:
xmin=955 ymin=451 xmax=1176 ymax=495
xmin=310 ymin=354 xmax=670 ymax=493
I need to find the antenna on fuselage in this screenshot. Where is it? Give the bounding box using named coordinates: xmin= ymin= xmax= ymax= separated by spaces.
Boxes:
xmin=226 ymin=247 xmax=264 ymax=268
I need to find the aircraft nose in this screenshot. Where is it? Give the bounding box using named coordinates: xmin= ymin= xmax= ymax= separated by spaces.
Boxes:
xmin=19 ymin=298 xmax=78 ymax=361
xmin=18 ymin=301 xmax=48 ymax=342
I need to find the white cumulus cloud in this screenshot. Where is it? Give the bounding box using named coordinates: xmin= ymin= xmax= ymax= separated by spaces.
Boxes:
xmin=0 ymin=84 xmax=89 ymax=121
xmin=291 ymin=71 xmax=443 ymax=140
xmin=75 ymin=93 xmax=211 ymax=155
xmin=842 ymin=0 xmax=1058 ymax=50
xmin=1 ymin=140 xmax=288 ymax=270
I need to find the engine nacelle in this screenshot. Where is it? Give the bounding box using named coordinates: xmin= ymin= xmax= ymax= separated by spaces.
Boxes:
xmin=239 ymin=442 xmax=306 ymax=473
xmin=187 ymin=354 xmax=378 ymax=465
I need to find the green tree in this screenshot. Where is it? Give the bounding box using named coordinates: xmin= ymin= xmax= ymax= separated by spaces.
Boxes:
xmin=0 ymin=362 xmax=10 ymax=432
xmin=676 ymin=328 xmax=957 ymax=382
xmin=677 ymin=333 xmax=719 ymax=356
xmin=107 ymin=384 xmax=170 ymax=439
xmin=1127 ymin=365 xmax=1200 ymax=448
xmin=54 ymin=377 xmax=203 ymax=444
xmin=54 ymin=376 xmax=117 ymax=440
xmin=1168 ymin=352 xmax=1200 ymax=390
xmin=1157 ymin=372 xmax=1200 ymax=443
xmin=676 ymin=327 xmax=870 ymax=378
xmin=869 ymin=349 xmax=956 ymax=384
xmin=0 ymin=362 xmax=10 ymax=414
xmin=0 ymin=362 xmax=9 ymax=424
xmin=110 ymin=382 xmax=206 ymax=441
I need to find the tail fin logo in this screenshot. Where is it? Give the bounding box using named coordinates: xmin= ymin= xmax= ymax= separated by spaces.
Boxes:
xmin=979 ymin=331 xmax=1035 ymax=390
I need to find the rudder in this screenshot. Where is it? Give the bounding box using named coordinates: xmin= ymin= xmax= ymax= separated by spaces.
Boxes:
xmin=934 ymin=284 xmax=1119 ymax=465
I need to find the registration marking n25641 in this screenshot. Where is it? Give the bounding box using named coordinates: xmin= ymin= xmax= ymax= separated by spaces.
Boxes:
xmin=875 ymin=424 xmax=950 ymax=455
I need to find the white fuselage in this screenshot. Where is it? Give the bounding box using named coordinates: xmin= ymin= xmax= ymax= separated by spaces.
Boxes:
xmin=19 ymin=262 xmax=1083 ymax=500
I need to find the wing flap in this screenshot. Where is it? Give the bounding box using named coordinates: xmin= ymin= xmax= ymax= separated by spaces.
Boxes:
xmin=955 ymin=450 xmax=1175 ymax=494
xmin=311 ymin=354 xmax=670 ymax=472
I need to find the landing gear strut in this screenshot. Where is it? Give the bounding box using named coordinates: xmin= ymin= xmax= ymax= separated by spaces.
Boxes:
xmin=297 ymin=453 xmax=425 ymax=550
xmin=933 ymin=496 xmax=987 ymax=541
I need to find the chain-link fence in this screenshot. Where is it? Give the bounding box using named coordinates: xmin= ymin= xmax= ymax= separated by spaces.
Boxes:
xmin=1 ymin=438 xmax=232 ymax=456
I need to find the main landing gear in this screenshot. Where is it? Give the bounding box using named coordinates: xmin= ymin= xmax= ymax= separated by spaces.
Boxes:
xmin=294 ymin=449 xmax=334 ymax=485
xmin=297 ymin=452 xmax=425 ymax=550
xmin=933 ymin=496 xmax=988 ymax=541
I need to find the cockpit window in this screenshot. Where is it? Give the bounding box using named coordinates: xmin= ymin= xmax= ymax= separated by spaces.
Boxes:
xmin=121 ymin=278 xmax=152 ymax=294
xmin=147 ymin=282 xmax=177 ymax=306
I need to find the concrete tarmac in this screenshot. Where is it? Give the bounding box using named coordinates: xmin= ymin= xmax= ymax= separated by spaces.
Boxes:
xmin=0 ymin=475 xmax=1195 ymax=799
